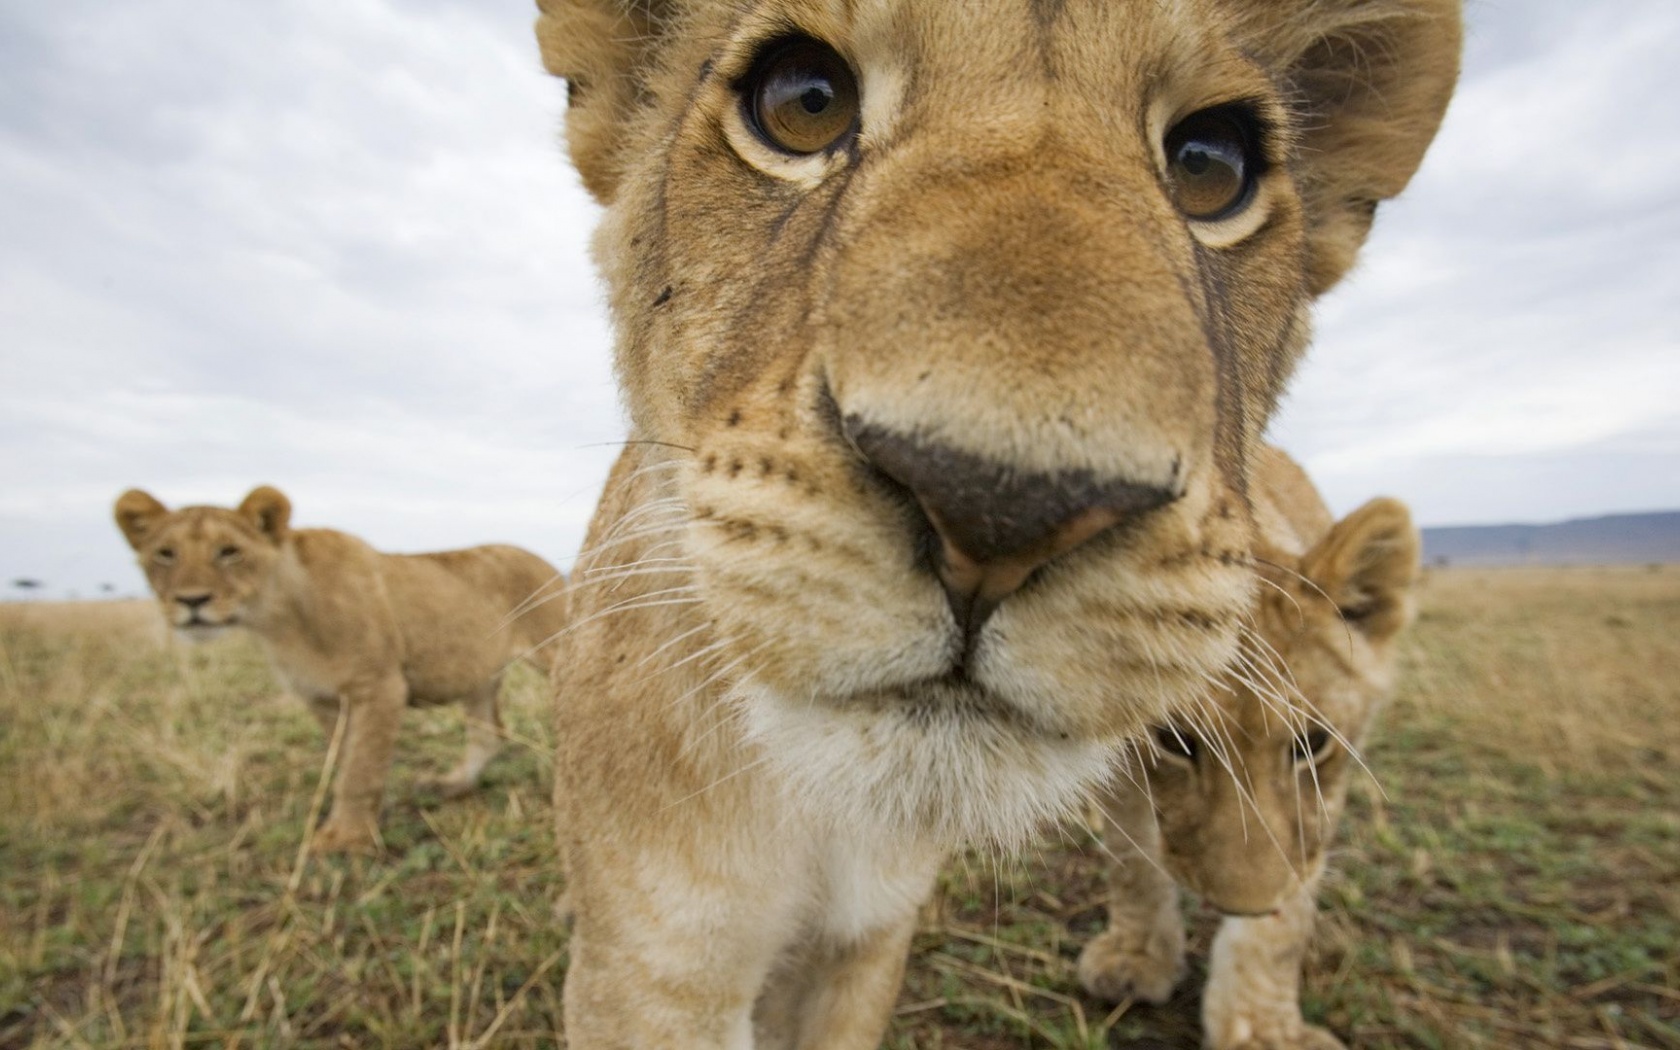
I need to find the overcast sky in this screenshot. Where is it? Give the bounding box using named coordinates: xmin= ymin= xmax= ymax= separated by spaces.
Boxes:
xmin=2 ymin=0 xmax=1676 ymax=599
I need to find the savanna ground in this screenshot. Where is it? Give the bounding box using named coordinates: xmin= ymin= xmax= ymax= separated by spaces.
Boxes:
xmin=2 ymin=566 xmax=1677 ymax=1049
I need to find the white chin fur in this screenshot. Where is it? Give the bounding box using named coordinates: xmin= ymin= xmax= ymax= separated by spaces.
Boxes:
xmin=737 ymin=682 xmax=1114 ymax=850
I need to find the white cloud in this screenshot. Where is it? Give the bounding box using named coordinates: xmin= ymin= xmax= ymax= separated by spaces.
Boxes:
xmin=1270 ymin=0 xmax=1680 ymax=521
xmin=0 ymin=0 xmax=623 ymax=597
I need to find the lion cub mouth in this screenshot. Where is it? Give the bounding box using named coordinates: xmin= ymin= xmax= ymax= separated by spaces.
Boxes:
xmin=737 ymin=674 xmax=1115 ymax=848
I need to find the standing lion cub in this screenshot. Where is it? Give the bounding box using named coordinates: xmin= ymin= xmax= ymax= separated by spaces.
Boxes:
xmin=1079 ymin=448 xmax=1421 ymax=1050
xmin=114 ymin=486 xmax=568 ymax=853
xmin=536 ymin=0 xmax=1457 ymax=1044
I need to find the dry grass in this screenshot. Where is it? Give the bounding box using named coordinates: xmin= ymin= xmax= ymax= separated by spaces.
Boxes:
xmin=2 ymin=567 xmax=1678 ymax=1049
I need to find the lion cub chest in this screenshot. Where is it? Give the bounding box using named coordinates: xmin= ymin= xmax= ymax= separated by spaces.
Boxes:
xmin=813 ymin=826 xmax=943 ymax=946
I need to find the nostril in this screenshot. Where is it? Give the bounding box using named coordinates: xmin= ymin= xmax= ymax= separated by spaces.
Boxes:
xmin=843 ymin=415 xmax=1181 ymax=633
xmin=175 ymin=593 xmax=212 ymax=610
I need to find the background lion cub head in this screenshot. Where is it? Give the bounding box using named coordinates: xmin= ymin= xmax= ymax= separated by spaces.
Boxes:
xmin=114 ymin=487 xmax=291 ymax=640
xmin=1150 ymin=496 xmax=1422 ymax=913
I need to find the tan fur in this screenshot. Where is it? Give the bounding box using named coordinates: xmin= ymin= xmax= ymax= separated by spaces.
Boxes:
xmin=113 ymin=486 xmax=568 ymax=853
xmin=534 ymin=0 xmax=1458 ymax=1044
xmin=1078 ymin=450 xmax=1421 ymax=1050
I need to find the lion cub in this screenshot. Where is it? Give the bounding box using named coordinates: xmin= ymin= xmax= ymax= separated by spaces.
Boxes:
xmin=114 ymin=486 xmax=568 ymax=853
xmin=534 ymin=0 xmax=1456 ymax=1042
xmin=1078 ymin=450 xmax=1420 ymax=1050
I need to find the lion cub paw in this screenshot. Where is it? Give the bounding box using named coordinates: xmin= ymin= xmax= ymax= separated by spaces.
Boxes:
xmin=419 ymin=774 xmax=481 ymax=801
xmin=312 ymin=817 xmax=380 ymax=855
xmin=1076 ymin=927 xmax=1185 ymax=1005
xmin=1214 ymin=1021 xmax=1346 ymax=1050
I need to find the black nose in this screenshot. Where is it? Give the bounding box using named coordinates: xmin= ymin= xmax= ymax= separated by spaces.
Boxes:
xmin=175 ymin=593 xmax=212 ymax=611
xmin=845 ymin=418 xmax=1180 ymax=634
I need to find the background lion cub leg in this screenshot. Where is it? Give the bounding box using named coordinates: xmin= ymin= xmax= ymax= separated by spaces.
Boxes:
xmin=428 ymin=678 xmax=505 ymax=799
xmin=1078 ymin=776 xmax=1186 ymax=1004
xmin=1202 ymin=876 xmax=1343 ymax=1050
xmin=313 ymin=671 xmax=408 ymax=854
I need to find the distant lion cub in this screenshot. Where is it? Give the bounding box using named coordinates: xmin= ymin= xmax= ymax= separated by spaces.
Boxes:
xmin=1078 ymin=450 xmax=1421 ymax=1050
xmin=114 ymin=486 xmax=568 ymax=853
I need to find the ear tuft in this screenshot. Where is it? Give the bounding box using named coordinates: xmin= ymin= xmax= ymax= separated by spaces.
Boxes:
xmin=1302 ymin=497 xmax=1421 ymax=643
xmin=238 ymin=486 xmax=292 ymax=543
xmin=114 ymin=489 xmax=169 ymax=550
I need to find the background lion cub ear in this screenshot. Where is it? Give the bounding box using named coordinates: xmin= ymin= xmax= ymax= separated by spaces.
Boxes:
xmin=113 ymin=489 xmax=169 ymax=550
xmin=237 ymin=486 xmax=292 ymax=543
xmin=1302 ymin=497 xmax=1422 ymax=643
xmin=534 ymin=0 xmax=675 ymax=204
xmin=1236 ymin=0 xmax=1463 ymax=295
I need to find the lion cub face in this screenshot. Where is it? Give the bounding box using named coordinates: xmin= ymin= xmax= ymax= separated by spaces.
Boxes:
xmin=1146 ymin=499 xmax=1420 ymax=916
xmin=114 ymin=487 xmax=291 ymax=640
xmin=540 ymin=0 xmax=1457 ymax=841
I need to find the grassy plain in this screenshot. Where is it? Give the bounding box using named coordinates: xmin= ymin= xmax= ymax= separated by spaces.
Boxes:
xmin=2 ymin=568 xmax=1677 ymax=1049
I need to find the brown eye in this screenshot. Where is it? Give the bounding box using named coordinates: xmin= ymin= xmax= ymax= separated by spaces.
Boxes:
xmin=1165 ymin=108 xmax=1258 ymax=221
xmin=745 ymin=38 xmax=859 ymax=155
xmin=1293 ymin=728 xmax=1333 ymax=765
xmin=218 ymin=545 xmax=242 ymax=563
xmin=153 ymin=547 xmax=176 ymax=566
xmin=1154 ymin=726 xmax=1200 ymax=763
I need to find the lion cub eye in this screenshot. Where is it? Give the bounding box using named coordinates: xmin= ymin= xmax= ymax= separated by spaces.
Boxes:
xmin=1153 ymin=725 xmax=1200 ymax=763
xmin=744 ymin=38 xmax=859 ymax=156
xmin=153 ymin=547 xmax=176 ymax=566
xmin=1164 ymin=108 xmax=1259 ymax=221
xmin=217 ymin=545 xmax=243 ymax=563
xmin=1293 ymin=728 xmax=1333 ymax=765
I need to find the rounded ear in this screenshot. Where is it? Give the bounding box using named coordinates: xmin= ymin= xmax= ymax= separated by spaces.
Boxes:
xmin=1301 ymin=497 xmax=1421 ymax=643
xmin=237 ymin=486 xmax=292 ymax=543
xmin=1236 ymin=0 xmax=1463 ymax=295
xmin=114 ymin=489 xmax=169 ymax=549
xmin=535 ymin=0 xmax=675 ymax=204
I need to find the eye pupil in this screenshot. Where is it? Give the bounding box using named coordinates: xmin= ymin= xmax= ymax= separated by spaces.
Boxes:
xmin=1295 ymin=729 xmax=1333 ymax=763
xmin=746 ymin=39 xmax=859 ymax=155
xmin=1164 ymin=108 xmax=1258 ymax=221
xmin=1154 ymin=726 xmax=1199 ymax=762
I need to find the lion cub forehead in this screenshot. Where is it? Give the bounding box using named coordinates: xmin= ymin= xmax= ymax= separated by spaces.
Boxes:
xmin=721 ymin=0 xmax=1246 ymax=74
xmin=156 ymin=508 xmax=258 ymax=543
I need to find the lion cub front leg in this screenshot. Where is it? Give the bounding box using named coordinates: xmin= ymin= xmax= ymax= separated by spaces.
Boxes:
xmin=313 ymin=672 xmax=408 ymax=854
xmin=1078 ymin=778 xmax=1186 ymax=1005
xmin=1202 ymin=877 xmax=1344 ymax=1050
xmin=755 ymin=914 xmax=921 ymax=1050
xmin=562 ymin=884 xmax=777 ymax=1050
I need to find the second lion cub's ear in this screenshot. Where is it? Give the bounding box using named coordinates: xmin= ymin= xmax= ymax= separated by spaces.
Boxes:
xmin=1302 ymin=497 xmax=1421 ymax=644
xmin=114 ymin=489 xmax=169 ymax=550
xmin=238 ymin=486 xmax=292 ymax=543
xmin=1237 ymin=0 xmax=1463 ymax=296
xmin=535 ymin=0 xmax=675 ymax=205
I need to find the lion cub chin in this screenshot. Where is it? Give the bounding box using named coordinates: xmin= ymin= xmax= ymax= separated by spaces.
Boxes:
xmin=114 ymin=485 xmax=567 ymax=853
xmin=1078 ymin=449 xmax=1421 ymax=1050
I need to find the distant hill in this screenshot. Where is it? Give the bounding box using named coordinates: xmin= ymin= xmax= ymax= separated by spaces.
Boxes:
xmin=1421 ymin=511 xmax=1680 ymax=566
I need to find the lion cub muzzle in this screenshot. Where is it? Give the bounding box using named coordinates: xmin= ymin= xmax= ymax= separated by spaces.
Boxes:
xmin=846 ymin=418 xmax=1182 ymax=640
xmin=815 ymin=154 xmax=1217 ymax=652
